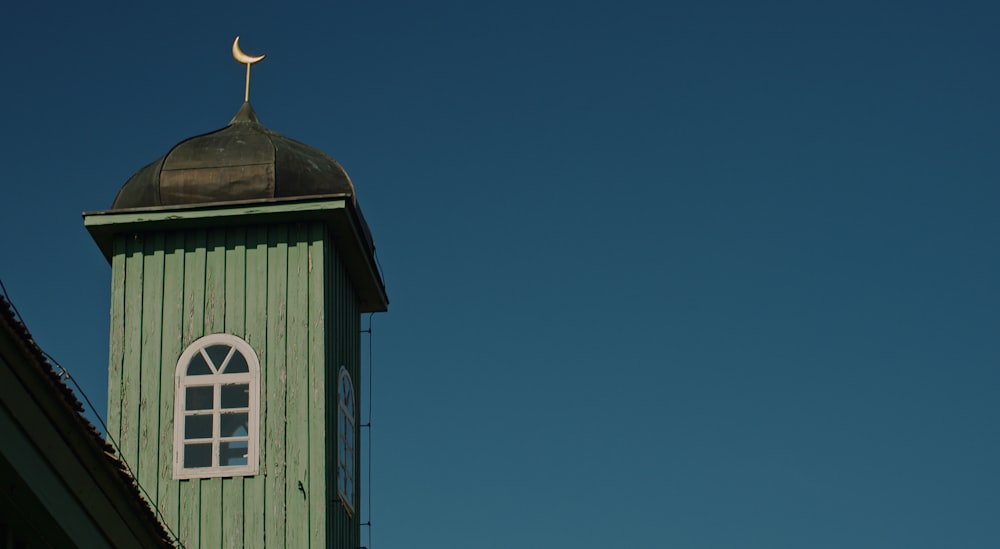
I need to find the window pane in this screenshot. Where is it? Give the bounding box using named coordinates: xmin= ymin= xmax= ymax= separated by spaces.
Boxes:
xmin=221 ymin=384 xmax=250 ymax=408
xmin=224 ymin=351 xmax=249 ymax=373
xmin=184 ymin=443 xmax=212 ymax=468
xmin=220 ymin=412 xmax=249 ymax=437
xmin=187 ymin=352 xmax=212 ymax=376
xmin=205 ymin=345 xmax=232 ymax=371
xmin=175 ymin=335 xmax=261 ymax=478
xmin=186 ymin=386 xmax=214 ymax=410
xmin=220 ymin=440 xmax=249 ymax=466
xmin=185 ymin=415 xmax=213 ymax=439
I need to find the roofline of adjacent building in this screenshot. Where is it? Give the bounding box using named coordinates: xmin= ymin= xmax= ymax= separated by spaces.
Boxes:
xmin=0 ymin=293 xmax=175 ymax=547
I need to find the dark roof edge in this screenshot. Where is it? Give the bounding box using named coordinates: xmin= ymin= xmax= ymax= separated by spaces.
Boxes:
xmin=0 ymin=294 xmax=174 ymax=546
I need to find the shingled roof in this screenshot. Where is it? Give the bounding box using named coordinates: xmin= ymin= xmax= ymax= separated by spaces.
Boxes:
xmin=0 ymin=290 xmax=175 ymax=547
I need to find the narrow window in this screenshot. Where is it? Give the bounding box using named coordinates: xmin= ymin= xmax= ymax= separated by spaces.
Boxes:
xmin=173 ymin=334 xmax=260 ymax=479
xmin=337 ymin=366 xmax=356 ymax=513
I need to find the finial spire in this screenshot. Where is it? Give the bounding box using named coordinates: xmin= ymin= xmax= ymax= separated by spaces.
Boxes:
xmin=232 ymin=36 xmax=266 ymax=103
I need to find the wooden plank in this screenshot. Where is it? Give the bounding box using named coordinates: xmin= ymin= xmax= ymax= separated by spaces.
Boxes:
xmin=157 ymin=231 xmax=185 ymax=532
xmin=120 ymin=235 xmax=145 ymax=470
xmin=137 ymin=232 xmax=165 ymax=511
xmin=243 ymin=224 xmax=268 ymax=547
xmin=177 ymin=228 xmax=207 ymax=546
xmin=107 ymin=236 xmax=127 ymax=445
xmin=285 ymin=224 xmax=309 ymax=548
xmin=204 ymin=228 xmax=227 ymax=334
xmin=200 ymin=228 xmax=226 ymax=549
xmin=307 ymin=222 xmax=327 ymax=548
xmin=182 ymin=228 xmax=207 ymax=347
xmin=224 ymin=226 xmax=247 ymax=347
xmin=329 ymin=246 xmax=343 ymax=545
xmin=265 ymin=224 xmax=288 ymax=549
xmin=324 ymin=240 xmax=336 ymax=545
xmin=223 ymin=227 xmax=247 ymax=549
xmin=84 ymin=199 xmax=348 ymax=228
xmin=330 ymin=247 xmax=355 ymax=546
xmin=344 ymin=256 xmax=362 ymax=549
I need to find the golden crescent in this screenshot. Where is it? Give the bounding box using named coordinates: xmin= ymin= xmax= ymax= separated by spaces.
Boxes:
xmin=233 ymin=36 xmax=265 ymax=65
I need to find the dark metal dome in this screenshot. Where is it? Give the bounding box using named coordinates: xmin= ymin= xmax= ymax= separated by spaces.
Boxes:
xmin=112 ymin=102 xmax=356 ymax=209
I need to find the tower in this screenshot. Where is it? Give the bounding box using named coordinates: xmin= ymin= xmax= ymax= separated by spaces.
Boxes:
xmin=83 ymin=49 xmax=387 ymax=547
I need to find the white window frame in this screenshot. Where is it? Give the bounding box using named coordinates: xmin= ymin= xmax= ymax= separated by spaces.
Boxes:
xmin=173 ymin=333 xmax=260 ymax=479
xmin=337 ymin=366 xmax=356 ymax=514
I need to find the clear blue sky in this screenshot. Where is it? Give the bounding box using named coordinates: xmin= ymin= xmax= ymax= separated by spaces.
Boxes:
xmin=2 ymin=1 xmax=999 ymax=547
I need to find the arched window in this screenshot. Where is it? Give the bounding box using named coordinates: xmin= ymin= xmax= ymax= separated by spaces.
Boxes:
xmin=337 ymin=366 xmax=356 ymax=513
xmin=173 ymin=334 xmax=260 ymax=479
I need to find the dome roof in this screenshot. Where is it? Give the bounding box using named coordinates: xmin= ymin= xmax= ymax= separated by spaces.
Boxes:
xmin=111 ymin=103 xmax=356 ymax=210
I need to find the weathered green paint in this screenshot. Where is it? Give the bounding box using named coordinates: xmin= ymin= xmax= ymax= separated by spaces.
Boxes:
xmin=223 ymin=228 xmax=247 ymax=549
xmin=201 ymin=229 xmax=226 ymax=549
xmin=120 ymin=236 xmax=144 ymax=482
xmin=85 ymin=197 xmax=387 ymax=313
xmin=157 ymin=232 xmax=185 ymax=531
xmin=107 ymin=237 xmax=126 ymax=458
xmin=243 ymin=225 xmax=268 ymax=548
xmin=325 ymin=239 xmax=362 ymax=548
xmin=86 ymin=198 xmax=350 ymax=228
xmin=100 ymin=210 xmax=364 ymax=548
xmin=265 ymin=225 xmax=288 ymax=549
xmin=179 ymin=228 xmax=207 ymax=545
xmin=138 ymin=233 xmax=164 ymax=505
xmin=308 ymin=222 xmax=328 ymax=548
xmin=286 ymin=224 xmax=309 ymax=549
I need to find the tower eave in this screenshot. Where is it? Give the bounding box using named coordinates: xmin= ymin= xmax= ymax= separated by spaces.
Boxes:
xmin=83 ymin=195 xmax=388 ymax=313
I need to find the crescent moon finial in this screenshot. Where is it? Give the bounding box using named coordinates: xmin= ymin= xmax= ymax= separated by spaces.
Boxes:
xmin=232 ymin=36 xmax=266 ymax=103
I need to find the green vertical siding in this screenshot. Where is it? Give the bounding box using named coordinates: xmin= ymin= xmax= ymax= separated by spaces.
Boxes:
xmin=286 ymin=224 xmax=310 ymax=549
xmin=222 ymin=228 xmax=247 ymax=549
xmin=120 ymin=236 xmax=144 ymax=470
xmin=106 ymin=237 xmax=126 ymax=452
xmin=107 ymin=220 xmax=361 ymax=548
xmin=264 ymin=224 xmax=288 ymax=549
xmin=137 ymin=233 xmax=164 ymax=505
xmin=243 ymin=225 xmax=268 ymax=548
xmin=179 ymin=228 xmax=207 ymax=544
xmin=200 ymin=229 xmax=226 ymax=549
xmin=326 ymin=240 xmax=362 ymax=549
xmin=307 ymin=223 xmax=328 ymax=548
xmin=158 ymin=232 xmax=185 ymax=530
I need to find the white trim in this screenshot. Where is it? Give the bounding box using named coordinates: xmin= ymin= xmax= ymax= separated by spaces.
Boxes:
xmin=173 ymin=333 xmax=260 ymax=480
xmin=337 ymin=366 xmax=356 ymax=513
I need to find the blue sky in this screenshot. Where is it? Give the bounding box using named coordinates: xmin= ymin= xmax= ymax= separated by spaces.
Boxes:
xmin=2 ymin=1 xmax=999 ymax=547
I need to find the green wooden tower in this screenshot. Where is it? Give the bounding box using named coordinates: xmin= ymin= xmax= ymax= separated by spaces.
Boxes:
xmin=83 ymin=99 xmax=388 ymax=548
